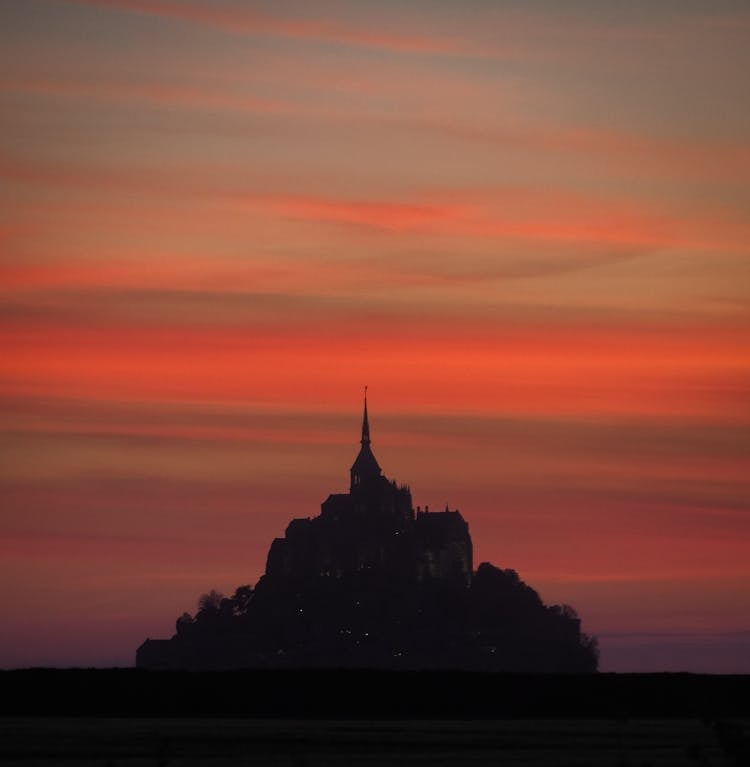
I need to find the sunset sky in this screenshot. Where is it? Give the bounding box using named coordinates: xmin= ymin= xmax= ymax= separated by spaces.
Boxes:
xmin=2 ymin=0 xmax=749 ymax=672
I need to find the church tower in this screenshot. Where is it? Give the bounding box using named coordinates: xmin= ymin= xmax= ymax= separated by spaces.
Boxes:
xmin=266 ymin=392 xmax=469 ymax=585
xmin=350 ymin=389 xmax=383 ymax=495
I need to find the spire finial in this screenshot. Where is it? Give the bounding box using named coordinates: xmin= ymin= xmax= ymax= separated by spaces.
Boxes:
xmin=361 ymin=386 xmax=370 ymax=446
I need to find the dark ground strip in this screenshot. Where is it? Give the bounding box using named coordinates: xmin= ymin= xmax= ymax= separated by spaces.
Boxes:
xmin=2 ymin=670 xmax=750 ymax=718
xmin=0 ymin=718 xmax=745 ymax=767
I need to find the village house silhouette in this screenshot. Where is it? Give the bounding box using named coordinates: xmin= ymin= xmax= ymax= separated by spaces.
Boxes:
xmin=137 ymin=395 xmax=598 ymax=671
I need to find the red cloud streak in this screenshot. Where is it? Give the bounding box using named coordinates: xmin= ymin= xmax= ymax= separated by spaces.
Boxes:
xmin=2 ymin=319 xmax=747 ymax=420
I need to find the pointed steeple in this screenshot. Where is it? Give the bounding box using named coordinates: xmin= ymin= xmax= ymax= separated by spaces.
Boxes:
xmin=351 ymin=386 xmax=381 ymax=493
xmin=361 ymin=386 xmax=370 ymax=446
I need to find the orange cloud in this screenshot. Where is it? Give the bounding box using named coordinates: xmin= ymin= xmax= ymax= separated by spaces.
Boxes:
xmin=0 ymin=76 xmax=292 ymax=116
xmin=435 ymin=121 xmax=750 ymax=184
xmin=5 ymin=147 xmax=749 ymax=255
xmin=257 ymin=194 xmax=461 ymax=232
xmin=64 ymin=0 xmax=468 ymax=56
xmin=249 ymin=190 xmax=750 ymax=252
xmin=2 ymin=314 xmax=747 ymax=421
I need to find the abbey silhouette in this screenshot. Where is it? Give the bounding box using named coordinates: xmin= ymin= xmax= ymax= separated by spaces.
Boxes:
xmin=137 ymin=396 xmax=598 ymax=671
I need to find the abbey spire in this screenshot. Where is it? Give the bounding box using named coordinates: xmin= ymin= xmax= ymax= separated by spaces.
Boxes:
xmin=350 ymin=387 xmax=381 ymax=493
xmin=361 ymin=386 xmax=370 ymax=446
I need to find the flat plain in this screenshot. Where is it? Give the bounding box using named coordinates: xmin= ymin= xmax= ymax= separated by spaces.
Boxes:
xmin=1 ymin=717 xmax=746 ymax=766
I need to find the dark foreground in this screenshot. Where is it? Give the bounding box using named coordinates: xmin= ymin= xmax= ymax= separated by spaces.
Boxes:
xmin=2 ymin=717 xmax=749 ymax=766
xmin=2 ymin=669 xmax=750 ymax=718
xmin=2 ymin=671 xmax=749 ymax=765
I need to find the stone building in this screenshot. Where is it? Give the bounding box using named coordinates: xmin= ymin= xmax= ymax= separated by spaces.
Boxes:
xmin=266 ymin=395 xmax=473 ymax=586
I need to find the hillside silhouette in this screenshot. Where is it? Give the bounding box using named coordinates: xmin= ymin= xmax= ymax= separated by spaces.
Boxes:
xmin=137 ymin=396 xmax=598 ymax=671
